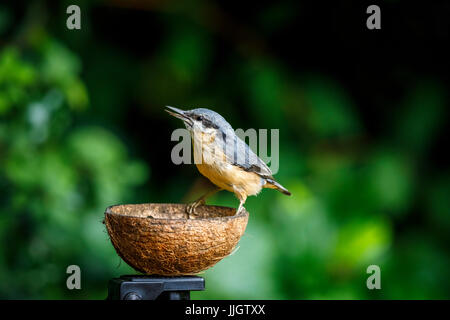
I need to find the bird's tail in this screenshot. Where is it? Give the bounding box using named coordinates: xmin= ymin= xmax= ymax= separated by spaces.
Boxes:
xmin=265 ymin=178 xmax=291 ymax=196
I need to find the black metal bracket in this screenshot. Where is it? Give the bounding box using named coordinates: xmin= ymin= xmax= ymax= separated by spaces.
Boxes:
xmin=107 ymin=275 xmax=205 ymax=300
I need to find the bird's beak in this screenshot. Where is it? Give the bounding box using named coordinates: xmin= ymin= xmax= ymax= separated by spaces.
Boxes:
xmin=165 ymin=106 xmax=193 ymax=126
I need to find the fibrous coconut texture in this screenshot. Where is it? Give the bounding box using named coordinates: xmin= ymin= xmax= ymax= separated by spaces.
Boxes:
xmin=104 ymin=203 xmax=248 ymax=276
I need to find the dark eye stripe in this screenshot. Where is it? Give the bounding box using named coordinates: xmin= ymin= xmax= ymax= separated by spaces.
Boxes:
xmin=202 ymin=118 xmax=219 ymax=129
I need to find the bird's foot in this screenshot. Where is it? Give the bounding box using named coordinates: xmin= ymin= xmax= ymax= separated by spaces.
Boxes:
xmin=236 ymin=204 xmax=245 ymax=215
xmin=186 ymin=199 xmax=206 ymax=218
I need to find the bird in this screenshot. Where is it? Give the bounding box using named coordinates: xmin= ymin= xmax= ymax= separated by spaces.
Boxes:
xmin=166 ymin=106 xmax=291 ymax=216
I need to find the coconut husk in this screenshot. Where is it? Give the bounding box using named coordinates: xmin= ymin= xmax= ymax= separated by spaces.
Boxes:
xmin=104 ymin=203 xmax=248 ymax=275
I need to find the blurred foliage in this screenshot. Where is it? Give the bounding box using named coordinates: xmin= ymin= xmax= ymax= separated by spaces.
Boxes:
xmin=0 ymin=1 xmax=449 ymax=299
xmin=0 ymin=31 xmax=147 ymax=299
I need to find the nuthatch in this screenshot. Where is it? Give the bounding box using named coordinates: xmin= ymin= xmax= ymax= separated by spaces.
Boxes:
xmin=166 ymin=106 xmax=291 ymax=215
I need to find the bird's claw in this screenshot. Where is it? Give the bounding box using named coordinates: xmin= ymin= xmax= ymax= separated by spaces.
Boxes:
xmin=236 ymin=205 xmax=245 ymax=215
xmin=186 ymin=199 xmax=205 ymax=218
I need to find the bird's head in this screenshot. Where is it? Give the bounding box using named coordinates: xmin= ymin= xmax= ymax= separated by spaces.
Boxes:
xmin=166 ymin=106 xmax=233 ymax=135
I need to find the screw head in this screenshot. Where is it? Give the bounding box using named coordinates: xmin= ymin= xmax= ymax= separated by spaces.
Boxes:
xmin=123 ymin=292 xmax=142 ymax=300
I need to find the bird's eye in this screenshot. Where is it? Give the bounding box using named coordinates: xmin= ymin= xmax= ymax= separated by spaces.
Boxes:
xmin=196 ymin=115 xmax=203 ymax=121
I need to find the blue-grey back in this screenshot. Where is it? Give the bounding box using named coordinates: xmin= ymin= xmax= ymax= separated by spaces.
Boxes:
xmin=189 ymin=107 xmax=273 ymax=178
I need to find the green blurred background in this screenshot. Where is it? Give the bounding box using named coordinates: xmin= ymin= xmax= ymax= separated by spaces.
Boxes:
xmin=0 ymin=0 xmax=449 ymax=299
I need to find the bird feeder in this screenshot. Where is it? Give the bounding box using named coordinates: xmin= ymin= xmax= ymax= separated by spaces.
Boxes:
xmin=104 ymin=203 xmax=248 ymax=276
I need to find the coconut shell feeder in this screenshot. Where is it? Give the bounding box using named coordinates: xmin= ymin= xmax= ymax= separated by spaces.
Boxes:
xmin=104 ymin=203 xmax=248 ymax=276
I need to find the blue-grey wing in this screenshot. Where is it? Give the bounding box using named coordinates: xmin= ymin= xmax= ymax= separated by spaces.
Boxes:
xmin=220 ymin=131 xmax=273 ymax=178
